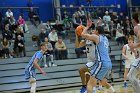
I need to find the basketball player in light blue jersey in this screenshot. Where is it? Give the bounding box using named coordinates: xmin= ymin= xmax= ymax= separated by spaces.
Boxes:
xmin=81 ymin=19 xmax=115 ymax=93
xmin=25 ymin=42 xmax=47 ymax=93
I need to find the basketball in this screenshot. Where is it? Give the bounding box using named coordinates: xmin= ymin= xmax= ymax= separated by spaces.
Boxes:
xmin=75 ymin=25 xmax=85 ymax=36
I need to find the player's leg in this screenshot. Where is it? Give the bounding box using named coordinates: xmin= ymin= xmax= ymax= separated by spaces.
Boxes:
xmin=124 ymin=68 xmax=129 ymax=87
xmin=87 ymin=76 xmax=97 ymax=93
xmin=100 ymin=79 xmax=115 ymax=92
xmin=29 ymin=77 xmax=36 ymax=93
xmin=128 ymin=66 xmax=140 ymax=93
xmin=79 ymin=66 xmax=89 ymax=85
xmin=79 ymin=66 xmax=89 ymax=93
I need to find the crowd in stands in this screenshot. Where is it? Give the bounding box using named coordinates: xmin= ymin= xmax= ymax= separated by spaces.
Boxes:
xmin=0 ymin=6 xmax=138 ymax=69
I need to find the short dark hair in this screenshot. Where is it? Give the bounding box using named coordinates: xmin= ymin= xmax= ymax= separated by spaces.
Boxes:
xmin=132 ymin=13 xmax=140 ymax=23
xmin=96 ymin=26 xmax=104 ymax=34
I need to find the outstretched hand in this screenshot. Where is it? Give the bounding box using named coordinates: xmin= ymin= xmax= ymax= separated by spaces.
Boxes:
xmin=86 ymin=19 xmax=92 ymax=28
xmin=41 ymin=70 xmax=47 ymax=76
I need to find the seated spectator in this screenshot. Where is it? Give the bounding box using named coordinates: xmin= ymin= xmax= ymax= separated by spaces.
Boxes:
xmin=1 ymin=38 xmax=10 ymax=58
xmin=53 ymin=20 xmax=66 ymax=39
xmin=48 ymin=28 xmax=58 ymax=49
xmin=2 ymin=24 xmax=13 ymax=42
xmin=46 ymin=20 xmax=53 ymax=32
xmin=17 ymin=16 xmax=26 ymax=33
xmin=115 ymin=27 xmax=127 ymax=45
xmin=15 ymin=25 xmax=24 ymax=40
xmin=43 ymin=37 xmax=57 ymax=67
xmin=72 ymin=13 xmax=82 ymax=28
xmin=55 ymin=37 xmax=67 ymax=60
xmin=38 ymin=28 xmax=49 ymax=45
xmin=9 ymin=16 xmax=16 ymax=33
xmin=14 ymin=35 xmax=25 ymax=57
xmin=28 ymin=7 xmax=41 ymax=27
xmin=5 ymin=8 xmax=13 ymax=19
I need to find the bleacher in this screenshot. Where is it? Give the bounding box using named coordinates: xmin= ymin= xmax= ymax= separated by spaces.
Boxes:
xmin=0 ymin=22 xmax=124 ymax=93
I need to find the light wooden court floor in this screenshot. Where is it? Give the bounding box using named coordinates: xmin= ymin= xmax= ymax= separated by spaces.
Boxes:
xmin=38 ymin=83 xmax=134 ymax=93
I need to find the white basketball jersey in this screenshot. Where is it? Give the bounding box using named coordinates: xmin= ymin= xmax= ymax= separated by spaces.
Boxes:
xmin=125 ymin=44 xmax=135 ymax=60
xmin=86 ymin=40 xmax=95 ymax=62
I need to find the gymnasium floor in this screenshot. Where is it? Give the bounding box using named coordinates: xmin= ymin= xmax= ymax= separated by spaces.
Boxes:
xmin=38 ymin=82 xmax=134 ymax=93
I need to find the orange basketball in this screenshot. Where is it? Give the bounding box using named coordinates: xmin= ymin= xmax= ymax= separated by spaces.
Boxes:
xmin=75 ymin=25 xmax=85 ymax=36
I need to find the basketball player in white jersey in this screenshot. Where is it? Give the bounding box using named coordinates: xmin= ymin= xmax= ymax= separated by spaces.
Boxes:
xmin=128 ymin=13 xmax=140 ymax=93
xmin=122 ymin=37 xmax=137 ymax=87
xmin=79 ymin=27 xmax=97 ymax=93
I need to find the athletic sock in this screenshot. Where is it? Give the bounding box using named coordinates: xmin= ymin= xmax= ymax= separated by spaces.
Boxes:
xmin=30 ymin=82 xmax=36 ymax=93
xmin=109 ymin=86 xmax=115 ymax=92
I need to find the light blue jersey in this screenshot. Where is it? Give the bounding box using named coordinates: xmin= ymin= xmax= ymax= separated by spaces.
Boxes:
xmin=25 ymin=50 xmax=43 ymax=80
xmin=95 ymin=35 xmax=111 ymax=62
xmin=90 ymin=35 xmax=112 ymax=80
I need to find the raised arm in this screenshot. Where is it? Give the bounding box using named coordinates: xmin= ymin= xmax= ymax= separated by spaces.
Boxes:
xmin=81 ymin=20 xmax=99 ymax=44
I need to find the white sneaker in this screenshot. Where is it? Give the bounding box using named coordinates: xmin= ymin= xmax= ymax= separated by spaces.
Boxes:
xmin=52 ymin=64 xmax=57 ymax=66
xmin=44 ymin=64 xmax=48 ymax=68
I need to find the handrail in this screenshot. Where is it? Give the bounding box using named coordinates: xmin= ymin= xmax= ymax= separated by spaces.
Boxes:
xmin=54 ymin=6 xmax=116 ymax=9
xmin=0 ymin=7 xmax=39 ymax=9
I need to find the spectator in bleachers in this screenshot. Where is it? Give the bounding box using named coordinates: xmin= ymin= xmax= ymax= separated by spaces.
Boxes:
xmin=43 ymin=37 xmax=57 ymax=67
xmin=9 ymin=16 xmax=16 ymax=33
xmin=123 ymin=16 xmax=134 ymax=36
xmin=77 ymin=6 xmax=86 ymax=23
xmin=2 ymin=24 xmax=13 ymax=41
xmin=72 ymin=13 xmax=82 ymax=28
xmin=55 ymin=37 xmax=67 ymax=60
xmin=110 ymin=12 xmax=118 ymax=24
xmin=53 ymin=20 xmax=66 ymax=39
xmin=28 ymin=7 xmax=41 ymax=27
xmin=38 ymin=28 xmax=48 ymax=45
xmin=103 ymin=11 xmax=111 ymax=24
xmin=14 ymin=35 xmax=25 ymax=57
xmin=1 ymin=38 xmax=10 ymax=58
xmin=17 ymin=16 xmax=26 ymax=33
xmin=5 ymin=8 xmax=13 ymax=19
xmin=48 ymin=28 xmax=58 ymax=49
xmin=15 ymin=25 xmax=24 ymax=40
xmin=46 ymin=20 xmax=53 ymax=32
xmin=115 ymin=27 xmax=127 ymax=45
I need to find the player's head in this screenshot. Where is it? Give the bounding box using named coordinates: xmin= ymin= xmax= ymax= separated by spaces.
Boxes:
xmin=95 ymin=26 xmax=104 ymax=35
xmin=132 ymin=12 xmax=140 ymax=26
xmin=40 ymin=42 xmax=47 ymax=52
xmin=128 ymin=36 xmax=134 ymax=44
